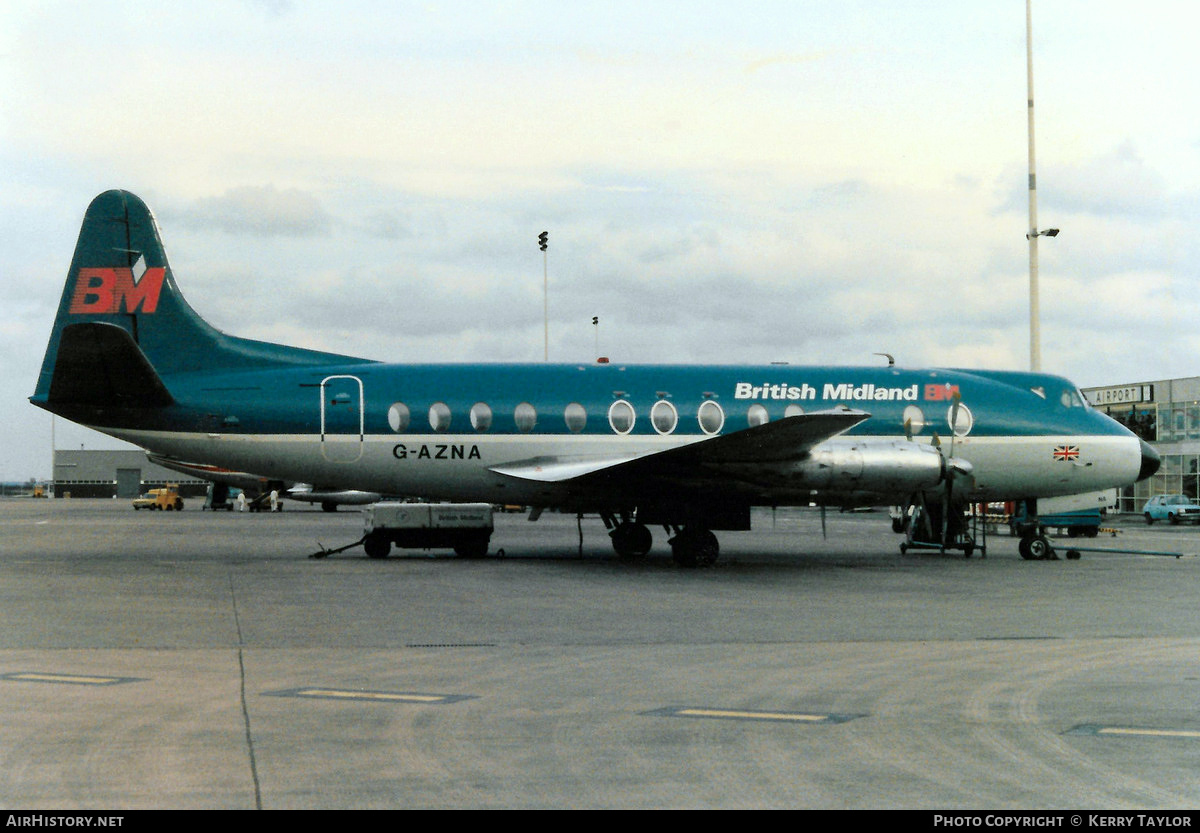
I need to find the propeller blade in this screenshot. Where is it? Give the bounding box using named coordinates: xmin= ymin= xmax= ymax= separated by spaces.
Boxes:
xmin=949 ymin=391 xmax=962 ymax=457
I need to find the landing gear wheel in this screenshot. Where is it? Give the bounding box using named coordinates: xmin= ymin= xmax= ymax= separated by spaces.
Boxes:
xmin=670 ymin=527 xmax=719 ymax=568
xmin=364 ymin=533 xmax=391 ymax=559
xmin=610 ymin=522 xmax=652 ymax=560
xmin=1020 ymin=535 xmax=1054 ymax=561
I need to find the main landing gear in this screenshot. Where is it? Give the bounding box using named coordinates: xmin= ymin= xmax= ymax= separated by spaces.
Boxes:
xmin=667 ymin=526 xmax=719 ymax=568
xmin=603 ymin=513 xmax=720 ymax=568
xmin=609 ymin=520 xmax=653 ymax=561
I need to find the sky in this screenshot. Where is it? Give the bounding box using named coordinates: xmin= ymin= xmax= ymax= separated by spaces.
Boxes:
xmin=3 ymin=0 xmax=1199 ymax=480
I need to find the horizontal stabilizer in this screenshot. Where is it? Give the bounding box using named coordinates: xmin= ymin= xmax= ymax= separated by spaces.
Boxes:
xmin=47 ymin=322 xmax=173 ymax=407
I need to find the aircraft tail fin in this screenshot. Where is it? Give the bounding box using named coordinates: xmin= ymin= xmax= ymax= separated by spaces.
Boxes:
xmin=32 ymin=190 xmax=370 ymax=411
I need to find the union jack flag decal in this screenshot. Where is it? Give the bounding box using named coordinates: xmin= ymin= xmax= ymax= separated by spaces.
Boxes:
xmin=1053 ymin=445 xmax=1080 ymax=462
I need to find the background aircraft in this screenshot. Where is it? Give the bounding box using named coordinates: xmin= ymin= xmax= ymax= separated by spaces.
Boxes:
xmin=31 ymin=191 xmax=1158 ymax=565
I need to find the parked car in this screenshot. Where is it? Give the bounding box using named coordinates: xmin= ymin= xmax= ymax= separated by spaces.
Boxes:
xmin=1143 ymin=494 xmax=1200 ymax=525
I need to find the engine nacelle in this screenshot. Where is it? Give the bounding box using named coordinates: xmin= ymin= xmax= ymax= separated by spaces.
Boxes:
xmin=787 ymin=439 xmax=946 ymax=496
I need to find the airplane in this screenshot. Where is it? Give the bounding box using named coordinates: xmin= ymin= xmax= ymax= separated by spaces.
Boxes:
xmin=31 ymin=190 xmax=1160 ymax=565
xmin=146 ymin=453 xmax=382 ymax=511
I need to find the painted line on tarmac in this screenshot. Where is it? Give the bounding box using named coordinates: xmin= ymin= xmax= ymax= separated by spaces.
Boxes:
xmin=264 ymin=687 xmax=476 ymax=705
xmin=644 ymin=706 xmax=863 ymax=724
xmin=1 ymin=671 xmax=143 ymax=686
xmin=1067 ymin=724 xmax=1200 ymax=740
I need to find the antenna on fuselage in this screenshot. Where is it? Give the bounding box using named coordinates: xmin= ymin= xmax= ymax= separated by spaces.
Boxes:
xmin=874 ymin=352 xmax=895 ymax=368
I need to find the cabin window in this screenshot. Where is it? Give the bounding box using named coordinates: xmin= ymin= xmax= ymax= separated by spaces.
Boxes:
xmin=387 ymin=402 xmax=410 ymax=433
xmin=564 ymin=402 xmax=587 ymax=433
xmin=747 ymin=404 xmax=769 ymax=428
xmin=651 ymin=400 xmax=678 ymax=435
xmin=470 ymin=402 xmax=492 ymax=432
xmin=429 ymin=402 xmax=452 ymax=433
xmin=903 ymin=404 xmax=925 ymax=436
xmin=784 ymin=404 xmax=804 ymax=418
xmin=698 ymin=400 xmax=725 ymax=435
xmin=948 ymin=403 xmax=973 ymax=437
xmin=608 ymin=400 xmax=635 ymax=434
xmin=514 ymin=402 xmax=537 ymax=433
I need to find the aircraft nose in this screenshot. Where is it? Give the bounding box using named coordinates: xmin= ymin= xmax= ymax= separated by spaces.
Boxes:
xmin=1138 ymin=439 xmax=1161 ymax=481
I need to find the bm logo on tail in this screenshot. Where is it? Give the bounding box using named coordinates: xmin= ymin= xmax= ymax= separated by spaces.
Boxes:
xmin=68 ymin=267 xmax=165 ymax=315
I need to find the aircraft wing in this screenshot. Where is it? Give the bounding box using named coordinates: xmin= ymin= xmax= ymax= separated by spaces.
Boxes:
xmin=489 ymin=408 xmax=869 ymax=485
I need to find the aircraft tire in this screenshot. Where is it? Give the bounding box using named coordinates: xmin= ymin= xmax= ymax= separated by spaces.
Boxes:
xmin=670 ymin=527 xmax=718 ymax=568
xmin=364 ymin=533 xmax=391 ymax=559
xmin=1025 ymin=535 xmax=1053 ymax=561
xmin=611 ymin=522 xmax=652 ymax=560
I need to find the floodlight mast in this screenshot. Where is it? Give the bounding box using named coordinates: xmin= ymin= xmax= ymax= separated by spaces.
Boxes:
xmin=1025 ymin=0 xmax=1060 ymax=372
xmin=1027 ymin=0 xmax=1041 ymax=371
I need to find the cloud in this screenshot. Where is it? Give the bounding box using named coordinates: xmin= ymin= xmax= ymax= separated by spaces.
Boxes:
xmin=173 ymin=185 xmax=334 ymax=237
xmin=1044 ymin=142 xmax=1172 ymax=219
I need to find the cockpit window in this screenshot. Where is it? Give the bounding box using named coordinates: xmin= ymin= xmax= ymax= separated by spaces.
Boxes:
xmin=1059 ymin=388 xmax=1085 ymax=409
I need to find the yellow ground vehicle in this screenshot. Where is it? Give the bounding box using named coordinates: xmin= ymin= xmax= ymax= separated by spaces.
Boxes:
xmin=132 ymin=485 xmax=184 ymax=511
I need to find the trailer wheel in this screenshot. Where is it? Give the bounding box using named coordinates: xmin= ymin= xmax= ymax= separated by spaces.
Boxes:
xmin=454 ymin=535 xmax=489 ymax=559
xmin=364 ymin=533 xmax=391 ymax=559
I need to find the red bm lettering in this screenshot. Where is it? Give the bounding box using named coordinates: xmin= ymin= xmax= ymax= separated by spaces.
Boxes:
xmin=925 ymin=384 xmax=960 ymax=401
xmin=68 ymin=267 xmax=165 ymax=314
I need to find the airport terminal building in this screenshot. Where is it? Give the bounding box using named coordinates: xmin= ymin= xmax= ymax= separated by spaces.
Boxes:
xmin=1084 ymin=377 xmax=1200 ymax=513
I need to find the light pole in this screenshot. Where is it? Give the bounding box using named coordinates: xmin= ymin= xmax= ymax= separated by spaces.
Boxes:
xmin=1026 ymin=0 xmax=1058 ymax=371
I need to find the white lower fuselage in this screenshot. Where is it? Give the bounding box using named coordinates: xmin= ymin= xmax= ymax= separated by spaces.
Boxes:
xmin=105 ymin=427 xmax=1145 ymax=508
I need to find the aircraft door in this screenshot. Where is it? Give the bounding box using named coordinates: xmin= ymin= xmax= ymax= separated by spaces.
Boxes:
xmin=320 ymin=375 xmax=364 ymax=463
